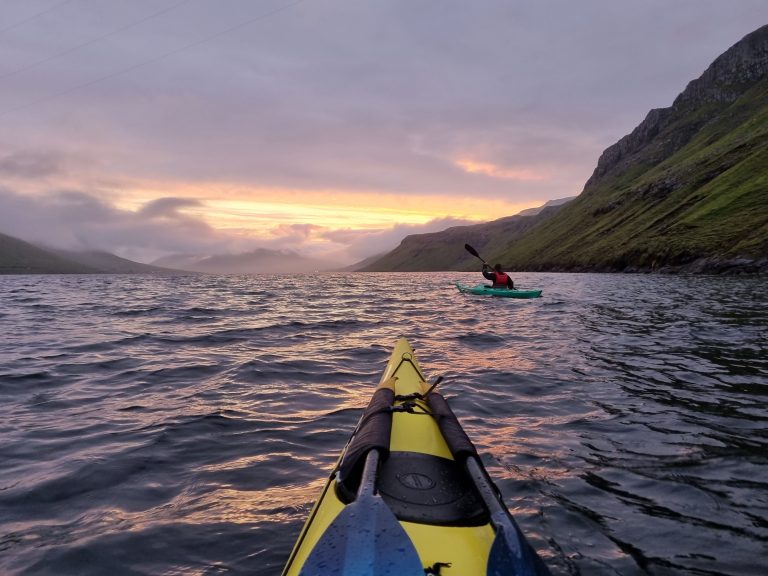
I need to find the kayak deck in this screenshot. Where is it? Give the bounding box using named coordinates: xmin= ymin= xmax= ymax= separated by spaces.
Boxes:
xmin=456 ymin=282 xmax=543 ymax=298
xmin=281 ymin=338 xmax=550 ymax=575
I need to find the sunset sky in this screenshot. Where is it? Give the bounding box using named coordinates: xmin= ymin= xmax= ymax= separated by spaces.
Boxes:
xmin=2 ymin=0 xmax=768 ymax=264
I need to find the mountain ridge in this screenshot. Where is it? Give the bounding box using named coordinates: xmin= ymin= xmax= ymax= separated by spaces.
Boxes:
xmin=364 ymin=24 xmax=768 ymax=274
xmin=0 ymin=231 xmax=187 ymax=274
xmin=487 ymin=24 xmax=768 ymax=273
xmin=0 ymin=232 xmax=98 ymax=274
xmin=0 ymin=228 xmax=340 ymax=275
xmin=359 ymin=200 xmax=573 ymax=271
xmin=151 ymin=248 xmax=335 ymax=274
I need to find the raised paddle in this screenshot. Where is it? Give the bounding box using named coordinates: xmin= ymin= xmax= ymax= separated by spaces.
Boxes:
xmin=464 ymin=243 xmax=519 ymax=291
xmin=465 ymin=243 xmax=490 ymax=267
xmin=299 ymin=450 xmax=424 ymax=576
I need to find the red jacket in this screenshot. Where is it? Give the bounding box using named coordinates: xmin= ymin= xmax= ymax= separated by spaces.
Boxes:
xmin=491 ymin=270 xmax=512 ymax=288
xmin=483 ymin=266 xmax=514 ymax=289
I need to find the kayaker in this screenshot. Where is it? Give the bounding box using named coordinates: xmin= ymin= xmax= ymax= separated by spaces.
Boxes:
xmin=482 ymin=263 xmax=514 ymax=289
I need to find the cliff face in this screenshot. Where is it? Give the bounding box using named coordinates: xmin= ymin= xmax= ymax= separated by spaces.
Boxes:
xmin=588 ymin=25 xmax=768 ymax=190
xmin=356 ymin=26 xmax=768 ymax=275
xmin=486 ymin=24 xmax=768 ymax=273
xmin=584 ymin=25 xmax=768 ymax=191
xmin=676 ymin=25 xmax=768 ymax=105
xmin=584 ymin=107 xmax=673 ymax=187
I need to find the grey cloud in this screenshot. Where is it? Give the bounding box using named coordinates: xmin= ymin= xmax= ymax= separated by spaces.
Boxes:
xmin=215 ymin=218 xmax=478 ymax=264
xmin=3 ymin=1 xmax=768 ymax=201
xmin=0 ymin=149 xmax=66 ymax=178
xmin=138 ymin=197 xmax=203 ymax=218
xmin=325 ymin=217 xmax=475 ymax=261
xmin=0 ymin=188 xmax=236 ymax=261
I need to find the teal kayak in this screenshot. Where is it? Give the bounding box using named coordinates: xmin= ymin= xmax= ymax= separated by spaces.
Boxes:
xmin=456 ymin=282 xmax=542 ymax=298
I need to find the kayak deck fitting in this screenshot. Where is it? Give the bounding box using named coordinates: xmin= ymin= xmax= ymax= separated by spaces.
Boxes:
xmin=282 ymin=338 xmax=551 ymax=576
xmin=455 ymin=282 xmax=543 ymax=299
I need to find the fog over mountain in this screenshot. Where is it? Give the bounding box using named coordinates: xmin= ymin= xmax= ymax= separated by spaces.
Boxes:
xmin=152 ymin=249 xmax=336 ymax=274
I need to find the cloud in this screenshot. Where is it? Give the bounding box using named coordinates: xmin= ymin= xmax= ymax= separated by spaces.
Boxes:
xmin=0 ymin=186 xmax=478 ymax=265
xmin=137 ymin=197 xmax=203 ymax=218
xmin=269 ymin=223 xmax=325 ymax=242
xmin=0 ymin=149 xmax=66 ymax=179
xmin=0 ymin=188 xmax=238 ymax=262
xmin=323 ymin=217 xmax=475 ymax=262
xmin=250 ymin=223 xmax=332 ymax=258
xmin=454 ymin=158 xmax=547 ymax=181
xmin=3 ymin=1 xmax=766 ymax=205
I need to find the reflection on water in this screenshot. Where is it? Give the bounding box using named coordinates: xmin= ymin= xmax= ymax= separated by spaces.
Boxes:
xmin=1 ymin=272 xmax=766 ymax=575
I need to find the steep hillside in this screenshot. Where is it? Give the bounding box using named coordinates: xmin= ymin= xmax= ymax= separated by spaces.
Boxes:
xmin=0 ymin=232 xmax=98 ymax=274
xmin=360 ymin=201 xmax=571 ymax=271
xmin=487 ymin=24 xmax=768 ymax=273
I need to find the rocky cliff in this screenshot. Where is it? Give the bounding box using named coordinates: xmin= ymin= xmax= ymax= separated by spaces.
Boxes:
xmin=588 ymin=25 xmax=768 ymax=189
xmin=483 ymin=24 xmax=768 ymax=273
xmin=363 ymin=24 xmax=768 ymax=274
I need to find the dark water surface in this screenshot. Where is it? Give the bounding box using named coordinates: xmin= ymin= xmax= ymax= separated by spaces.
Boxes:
xmin=1 ymin=272 xmax=766 ymax=575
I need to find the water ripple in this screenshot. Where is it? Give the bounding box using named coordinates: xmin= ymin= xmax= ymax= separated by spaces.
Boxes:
xmin=0 ymin=272 xmax=766 ymax=575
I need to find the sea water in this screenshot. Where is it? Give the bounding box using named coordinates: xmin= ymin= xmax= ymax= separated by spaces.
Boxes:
xmin=1 ymin=272 xmax=766 ymax=575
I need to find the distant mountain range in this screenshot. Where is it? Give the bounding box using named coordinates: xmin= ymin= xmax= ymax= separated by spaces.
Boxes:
xmin=0 ymin=231 xmax=180 ymax=274
xmin=363 ymin=24 xmax=768 ymax=274
xmin=1 ymin=232 xmax=95 ymax=274
xmin=0 ymin=231 xmax=337 ymax=275
xmin=151 ymin=250 xmax=334 ymax=274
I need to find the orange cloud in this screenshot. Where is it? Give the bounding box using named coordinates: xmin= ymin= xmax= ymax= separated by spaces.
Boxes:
xmin=113 ymin=181 xmax=538 ymax=235
xmin=455 ymin=158 xmax=546 ymax=181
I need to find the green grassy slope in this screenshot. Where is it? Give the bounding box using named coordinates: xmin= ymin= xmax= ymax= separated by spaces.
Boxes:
xmin=366 ymin=26 xmax=768 ymax=274
xmin=487 ymin=78 xmax=768 ymax=272
xmin=360 ymin=205 xmax=569 ymax=271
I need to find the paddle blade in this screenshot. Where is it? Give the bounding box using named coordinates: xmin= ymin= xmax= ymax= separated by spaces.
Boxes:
xmin=464 ymin=243 xmax=489 ymax=267
xmin=486 ymin=512 xmax=551 ymax=576
xmin=299 ymin=493 xmax=424 ymax=576
xmin=464 ymin=243 xmax=480 ymax=258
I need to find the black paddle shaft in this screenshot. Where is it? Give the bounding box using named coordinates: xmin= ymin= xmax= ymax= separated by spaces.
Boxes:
xmin=466 ymin=457 xmax=550 ymax=575
xmin=357 ymin=449 xmax=380 ymax=498
xmin=464 ymin=243 xmax=490 ymax=267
